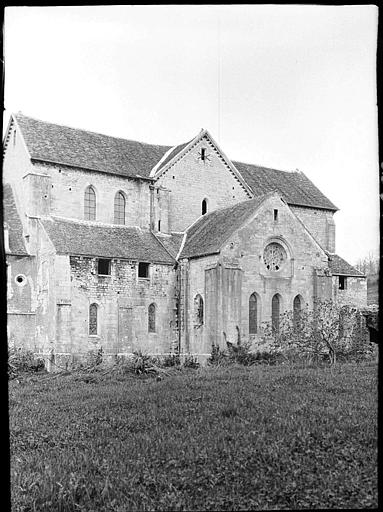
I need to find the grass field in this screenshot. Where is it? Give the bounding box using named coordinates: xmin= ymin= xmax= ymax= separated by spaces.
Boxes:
xmin=9 ymin=362 xmax=378 ymax=511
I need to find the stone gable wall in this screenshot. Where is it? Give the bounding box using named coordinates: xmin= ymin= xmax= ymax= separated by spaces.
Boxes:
xmin=157 ymin=136 xmax=251 ymax=232
xmin=290 ymin=205 xmax=336 ymax=252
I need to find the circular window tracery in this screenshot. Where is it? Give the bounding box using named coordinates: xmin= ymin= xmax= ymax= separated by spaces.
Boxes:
xmin=263 ymin=243 xmax=286 ymax=271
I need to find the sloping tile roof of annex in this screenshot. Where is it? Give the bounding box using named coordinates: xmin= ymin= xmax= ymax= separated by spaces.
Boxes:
xmin=233 ymin=161 xmax=338 ymax=211
xmin=156 ymin=232 xmax=185 ymax=258
xmin=3 ymin=184 xmax=28 ymax=255
xmin=180 ymin=196 xmax=267 ymax=259
xmin=14 ymin=113 xmax=172 ymax=179
xmin=327 ymin=253 xmax=365 ymax=277
xmin=41 ymin=218 xmax=175 ymax=264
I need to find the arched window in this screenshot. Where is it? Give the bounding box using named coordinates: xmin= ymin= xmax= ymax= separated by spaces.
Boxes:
xmin=114 ymin=191 xmax=126 ymax=225
xmin=202 ymin=199 xmax=208 ymax=216
xmin=272 ymin=294 xmax=281 ymax=333
xmin=148 ymin=303 xmax=156 ymax=333
xmin=249 ymin=293 xmax=258 ymax=334
xmin=89 ymin=303 xmax=98 ymax=335
xmin=84 ymin=186 xmax=96 ymax=220
xmin=293 ymin=295 xmax=302 ymax=328
xmin=194 ymin=294 xmax=204 ymax=325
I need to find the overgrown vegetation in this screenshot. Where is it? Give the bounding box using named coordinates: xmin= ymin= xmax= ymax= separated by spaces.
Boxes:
xmin=260 ymin=299 xmax=377 ymax=365
xmin=9 ymin=362 xmax=377 ymax=510
xmin=8 ymin=347 xmax=45 ymax=379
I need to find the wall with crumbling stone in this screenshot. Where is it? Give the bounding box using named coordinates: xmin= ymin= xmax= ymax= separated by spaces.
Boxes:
xmin=157 ymin=135 xmax=251 ymax=232
xmin=7 ymin=255 xmax=37 ymax=350
xmin=56 ymin=256 xmax=177 ymax=357
xmin=332 ymin=276 xmax=367 ymax=308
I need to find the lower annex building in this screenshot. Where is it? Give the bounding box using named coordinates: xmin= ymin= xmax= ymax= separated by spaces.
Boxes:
xmin=3 ymin=113 xmax=367 ymax=365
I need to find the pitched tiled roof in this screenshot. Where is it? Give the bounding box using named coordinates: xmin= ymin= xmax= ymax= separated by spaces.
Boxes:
xmin=14 ymin=114 xmax=171 ymax=179
xmin=233 ymin=161 xmax=338 ymax=211
xmin=3 ymin=184 xmax=28 ymax=255
xmin=154 ymin=140 xmax=194 ymax=174
xmin=181 ymin=196 xmax=266 ymax=259
xmin=41 ymin=218 xmax=175 ymax=264
xmin=155 ymin=232 xmax=185 ymax=258
xmin=327 ymin=253 xmax=364 ymax=277
xmin=12 ymin=113 xmax=337 ymax=211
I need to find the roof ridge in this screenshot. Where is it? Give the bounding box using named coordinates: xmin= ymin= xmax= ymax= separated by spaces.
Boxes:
xmin=14 ymin=112 xmax=171 ymax=149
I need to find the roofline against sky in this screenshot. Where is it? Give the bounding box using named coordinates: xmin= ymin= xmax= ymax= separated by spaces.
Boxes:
xmin=30 ymin=157 xmax=155 ymax=182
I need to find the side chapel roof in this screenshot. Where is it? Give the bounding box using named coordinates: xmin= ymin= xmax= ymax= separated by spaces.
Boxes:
xmin=180 ymin=196 xmax=267 ymax=259
xmin=9 ymin=114 xmax=338 ymax=211
xmin=41 ymin=218 xmax=175 ymax=264
xmin=3 ymin=184 xmax=28 ymax=255
xmin=327 ymin=253 xmax=365 ymax=277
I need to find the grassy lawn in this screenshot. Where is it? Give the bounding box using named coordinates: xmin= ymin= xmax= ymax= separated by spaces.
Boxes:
xmin=9 ymin=362 xmax=378 ymax=511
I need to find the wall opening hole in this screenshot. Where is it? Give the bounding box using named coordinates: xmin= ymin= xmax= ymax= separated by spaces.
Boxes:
xmin=98 ymin=259 xmax=111 ymax=275
xmin=138 ymin=262 xmax=150 ymax=278
xmin=15 ymin=274 xmax=26 ymax=286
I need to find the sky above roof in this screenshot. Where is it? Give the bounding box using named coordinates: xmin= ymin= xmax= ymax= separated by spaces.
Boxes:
xmin=3 ymin=5 xmax=379 ymax=264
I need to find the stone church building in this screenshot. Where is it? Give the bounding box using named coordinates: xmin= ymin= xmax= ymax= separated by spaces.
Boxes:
xmin=4 ymin=113 xmax=366 ymax=365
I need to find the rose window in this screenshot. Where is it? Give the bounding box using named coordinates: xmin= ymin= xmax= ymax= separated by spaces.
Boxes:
xmin=263 ymin=243 xmax=286 ymax=271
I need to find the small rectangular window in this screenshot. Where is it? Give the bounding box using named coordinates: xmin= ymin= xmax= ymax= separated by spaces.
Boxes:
xmin=138 ymin=262 xmax=150 ymax=278
xmin=201 ymin=148 xmax=206 ymax=161
xmin=98 ymin=259 xmax=111 ymax=275
xmin=158 ymin=220 xmax=161 ymax=232
xmin=274 ymin=209 xmax=278 ymax=221
xmin=339 ymin=276 xmax=347 ymax=290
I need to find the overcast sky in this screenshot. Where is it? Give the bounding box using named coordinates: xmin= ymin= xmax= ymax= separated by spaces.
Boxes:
xmin=3 ymin=5 xmax=379 ymax=264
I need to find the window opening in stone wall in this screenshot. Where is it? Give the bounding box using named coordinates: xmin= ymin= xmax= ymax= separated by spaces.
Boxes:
xmin=98 ymin=259 xmax=111 ymax=275
xmin=200 ymin=148 xmax=206 ymax=161
xmin=194 ymin=294 xmax=204 ymax=326
xmin=249 ymin=293 xmax=258 ymax=334
xmin=274 ymin=209 xmax=278 ymax=221
xmin=293 ymin=295 xmax=302 ymax=327
xmin=339 ymin=276 xmax=347 ymax=290
xmin=272 ymin=294 xmax=281 ymax=333
xmin=148 ymin=303 xmax=156 ymax=332
xmin=84 ymin=186 xmax=96 ymax=220
xmin=114 ymin=191 xmax=126 ymax=225
xmin=263 ymin=242 xmax=286 ymax=271
xmin=15 ymin=274 xmax=26 ymax=286
xmin=89 ymin=303 xmax=98 ymax=335
xmin=13 ymin=130 xmax=16 ymax=146
xmin=138 ymin=262 xmax=150 ymax=278
xmin=158 ymin=220 xmax=161 ymax=232
xmin=202 ymin=199 xmax=208 ymax=215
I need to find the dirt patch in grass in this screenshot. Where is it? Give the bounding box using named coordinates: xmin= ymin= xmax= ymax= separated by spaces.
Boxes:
xmin=9 ymin=362 xmax=378 ymax=511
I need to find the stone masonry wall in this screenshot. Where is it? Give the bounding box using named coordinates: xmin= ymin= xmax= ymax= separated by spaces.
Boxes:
xmin=7 ymin=255 xmax=37 ymax=350
xmin=194 ymin=195 xmax=330 ymax=348
xmin=3 ymin=120 xmax=34 ymax=232
xmin=290 ymin=205 xmax=336 ymax=252
xmin=157 ymin=135 xmax=251 ymax=232
xmin=64 ymin=256 xmax=176 ymax=356
xmin=332 ymin=276 xmax=367 ymax=308
xmin=31 ymin=161 xmax=151 ymax=228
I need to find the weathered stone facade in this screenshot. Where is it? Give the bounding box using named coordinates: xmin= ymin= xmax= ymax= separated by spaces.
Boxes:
xmin=4 ymin=113 xmax=367 ymax=367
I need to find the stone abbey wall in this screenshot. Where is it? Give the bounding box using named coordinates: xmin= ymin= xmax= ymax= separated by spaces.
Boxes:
xmin=157 ymin=135 xmax=251 ymax=232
